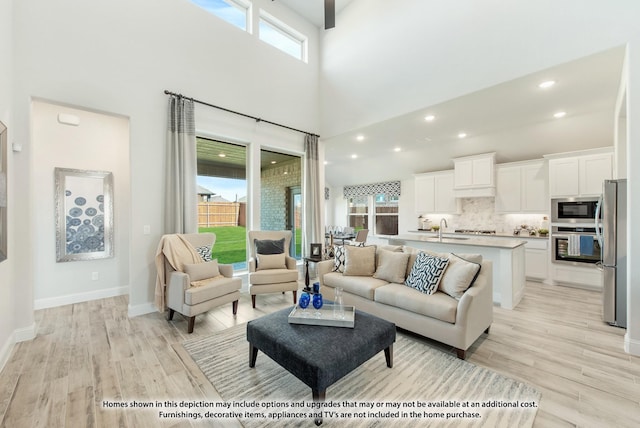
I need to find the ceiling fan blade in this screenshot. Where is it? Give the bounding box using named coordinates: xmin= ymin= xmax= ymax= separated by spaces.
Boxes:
xmin=325 ymin=0 xmax=335 ymax=29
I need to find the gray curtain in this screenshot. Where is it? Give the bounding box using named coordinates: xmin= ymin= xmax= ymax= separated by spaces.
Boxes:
xmin=303 ymin=134 xmax=322 ymax=256
xmin=164 ymin=96 xmax=197 ymax=234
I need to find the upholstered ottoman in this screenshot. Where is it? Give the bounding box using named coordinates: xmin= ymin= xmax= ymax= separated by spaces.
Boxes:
xmin=247 ymin=306 xmax=396 ymax=425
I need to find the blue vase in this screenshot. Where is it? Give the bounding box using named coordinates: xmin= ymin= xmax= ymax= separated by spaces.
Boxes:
xmin=312 ymin=293 xmax=323 ymax=318
xmin=299 ymin=292 xmax=311 ymax=317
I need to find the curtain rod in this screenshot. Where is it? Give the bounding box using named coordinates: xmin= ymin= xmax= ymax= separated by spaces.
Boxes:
xmin=164 ymin=90 xmax=320 ymax=138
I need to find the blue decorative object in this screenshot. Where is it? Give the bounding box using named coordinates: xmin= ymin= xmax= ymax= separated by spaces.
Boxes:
xmin=312 ymin=293 xmax=323 ymax=313
xmin=299 ymin=291 xmax=311 ymax=318
xmin=313 ymin=281 xmax=320 ymax=294
xmin=299 ymin=292 xmax=310 ymax=309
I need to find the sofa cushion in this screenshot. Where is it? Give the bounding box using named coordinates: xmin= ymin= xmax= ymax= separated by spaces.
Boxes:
xmin=439 ymin=253 xmax=482 ymax=299
xmin=250 ymin=268 xmax=298 ymax=285
xmin=374 ymin=249 xmax=410 ymax=284
xmin=323 ymin=272 xmax=388 ymax=300
xmin=374 ymin=283 xmax=458 ymax=324
xmin=404 ymin=252 xmax=449 ymax=294
xmin=184 ymin=260 xmax=219 ymax=282
xmin=333 ymin=245 xmax=346 ymax=273
xmin=256 ymin=253 xmax=286 ymax=271
xmin=343 ymin=245 xmax=376 ymax=276
xmin=184 ymin=277 xmax=241 ymax=305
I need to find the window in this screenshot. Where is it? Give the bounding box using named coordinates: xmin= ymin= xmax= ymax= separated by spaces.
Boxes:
xmin=189 ymin=0 xmax=251 ymax=32
xmin=374 ymin=194 xmax=399 ymax=235
xmin=348 ymin=197 xmax=369 ymax=231
xmin=259 ymin=10 xmax=307 ymax=62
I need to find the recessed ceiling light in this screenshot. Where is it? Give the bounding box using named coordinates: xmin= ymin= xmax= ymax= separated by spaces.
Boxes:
xmin=351 ymin=154 xmax=358 ymax=159
xmin=458 ymin=132 xmax=467 ymax=139
xmin=356 ymin=135 xmax=365 ymax=141
xmin=539 ymin=80 xmax=556 ymax=89
xmin=554 ymin=111 xmax=566 ymax=118
xmin=393 ymin=147 xmax=401 ymax=152
xmin=424 ymin=115 xmax=435 ymax=122
xmin=218 ymin=153 xmax=226 ymax=157
xmin=271 ymin=160 xmax=277 ymax=164
xmin=323 ymin=161 xmax=328 ymax=165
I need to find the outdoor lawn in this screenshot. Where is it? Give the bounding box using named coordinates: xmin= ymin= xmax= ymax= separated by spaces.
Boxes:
xmin=199 ymin=226 xmax=302 ymax=265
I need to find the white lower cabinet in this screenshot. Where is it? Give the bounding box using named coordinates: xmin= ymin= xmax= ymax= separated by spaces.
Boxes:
xmin=549 ymin=264 xmax=602 ymax=290
xmin=523 ymin=238 xmax=549 ymax=281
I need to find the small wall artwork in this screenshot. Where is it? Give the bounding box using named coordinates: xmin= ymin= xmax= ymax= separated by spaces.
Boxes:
xmin=55 ymin=167 xmax=114 ymax=262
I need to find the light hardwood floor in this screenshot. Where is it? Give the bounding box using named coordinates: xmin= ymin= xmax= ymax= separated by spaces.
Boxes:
xmin=1 ymin=281 xmax=639 ymax=427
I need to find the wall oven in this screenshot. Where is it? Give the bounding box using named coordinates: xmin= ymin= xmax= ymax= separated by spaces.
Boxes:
xmin=551 ymin=225 xmax=601 ymax=265
xmin=551 ymin=197 xmax=600 ymax=223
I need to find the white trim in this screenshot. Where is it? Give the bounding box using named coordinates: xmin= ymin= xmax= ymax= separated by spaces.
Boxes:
xmin=128 ymin=302 xmax=157 ymax=318
xmin=0 ymin=332 xmax=15 ymax=373
xmin=0 ymin=322 xmax=36 ymax=374
xmin=624 ymin=332 xmax=640 ymax=356
xmin=33 ymin=285 xmax=129 ymax=310
xmin=14 ymin=323 xmax=36 ymax=342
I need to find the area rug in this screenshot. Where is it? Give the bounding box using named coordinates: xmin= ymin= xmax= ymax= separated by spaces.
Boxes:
xmin=177 ymin=324 xmax=540 ymax=427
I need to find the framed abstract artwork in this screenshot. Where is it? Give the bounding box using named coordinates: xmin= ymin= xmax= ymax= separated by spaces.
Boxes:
xmin=54 ymin=167 xmax=114 ymax=262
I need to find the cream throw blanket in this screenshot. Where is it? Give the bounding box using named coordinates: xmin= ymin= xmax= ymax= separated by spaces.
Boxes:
xmin=154 ymin=234 xmax=203 ymax=312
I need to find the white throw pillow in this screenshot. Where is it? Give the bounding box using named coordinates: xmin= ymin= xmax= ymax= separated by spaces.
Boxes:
xmin=256 ymin=253 xmax=287 ymax=271
xmin=439 ymin=253 xmax=482 ymax=299
xmin=184 ymin=260 xmax=220 ymax=282
xmin=374 ymin=249 xmax=410 ymax=283
xmin=343 ymin=245 xmax=377 ymax=276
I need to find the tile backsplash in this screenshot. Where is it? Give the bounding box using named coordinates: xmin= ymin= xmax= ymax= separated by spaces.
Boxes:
xmin=424 ymin=197 xmax=548 ymax=234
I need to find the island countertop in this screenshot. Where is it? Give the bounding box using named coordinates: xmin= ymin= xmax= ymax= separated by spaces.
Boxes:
xmin=384 ymin=233 xmax=526 ymax=249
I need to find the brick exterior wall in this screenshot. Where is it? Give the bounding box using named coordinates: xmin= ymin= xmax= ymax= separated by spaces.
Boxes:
xmin=260 ymin=159 xmax=301 ymax=230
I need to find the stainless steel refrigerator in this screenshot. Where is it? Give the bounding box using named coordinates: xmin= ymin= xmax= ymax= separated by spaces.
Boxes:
xmin=598 ymin=179 xmax=627 ymax=328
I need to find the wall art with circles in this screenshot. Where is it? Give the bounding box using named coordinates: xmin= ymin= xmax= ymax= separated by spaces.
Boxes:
xmin=54 ymin=167 xmax=113 ymax=262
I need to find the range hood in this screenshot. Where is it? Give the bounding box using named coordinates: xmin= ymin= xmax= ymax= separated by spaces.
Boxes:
xmin=452 ymin=152 xmax=496 ymax=198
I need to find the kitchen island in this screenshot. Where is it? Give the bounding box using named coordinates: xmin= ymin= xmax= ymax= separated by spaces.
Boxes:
xmin=382 ymin=233 xmax=526 ymax=310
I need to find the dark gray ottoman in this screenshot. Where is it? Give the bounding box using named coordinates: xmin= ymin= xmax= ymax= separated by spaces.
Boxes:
xmin=247 ymin=306 xmax=396 ymax=425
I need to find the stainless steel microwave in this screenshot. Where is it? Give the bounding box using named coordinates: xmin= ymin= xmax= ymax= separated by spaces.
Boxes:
xmin=551 ymin=197 xmax=600 ymax=223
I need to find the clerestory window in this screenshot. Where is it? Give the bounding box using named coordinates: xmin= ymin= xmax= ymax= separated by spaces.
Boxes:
xmin=189 ymin=0 xmax=251 ymax=32
xmin=259 ymin=10 xmax=307 ymax=62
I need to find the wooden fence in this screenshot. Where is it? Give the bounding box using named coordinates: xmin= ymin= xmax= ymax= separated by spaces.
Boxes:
xmin=198 ymin=202 xmax=242 ymax=227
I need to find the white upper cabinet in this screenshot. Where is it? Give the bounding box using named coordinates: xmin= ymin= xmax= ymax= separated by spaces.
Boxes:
xmin=495 ymin=160 xmax=548 ymax=213
xmin=453 ymin=152 xmax=496 ymax=197
xmin=414 ymin=170 xmax=460 ymax=214
xmin=547 ymin=149 xmax=612 ymax=198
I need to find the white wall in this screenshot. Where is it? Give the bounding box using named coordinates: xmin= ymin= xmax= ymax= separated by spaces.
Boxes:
xmin=8 ymin=0 xmax=320 ymax=335
xmin=31 ymin=100 xmax=130 ymax=308
xmin=0 ymin=0 xmax=15 ymax=371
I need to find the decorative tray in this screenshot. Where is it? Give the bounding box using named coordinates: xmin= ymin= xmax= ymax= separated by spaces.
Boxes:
xmin=288 ymin=304 xmax=355 ymax=328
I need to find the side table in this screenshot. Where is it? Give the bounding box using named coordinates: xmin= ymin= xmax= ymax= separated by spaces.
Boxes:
xmin=304 ymin=256 xmax=325 ymax=292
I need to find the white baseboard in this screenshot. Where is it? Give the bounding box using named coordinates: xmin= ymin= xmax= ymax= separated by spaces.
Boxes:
xmin=33 ymin=286 xmax=129 ymax=310
xmin=0 ymin=332 xmax=15 ymax=374
xmin=624 ymin=332 xmax=640 ymax=356
xmin=128 ymin=302 xmax=157 ymax=317
xmin=0 ymin=322 xmax=36 ymax=374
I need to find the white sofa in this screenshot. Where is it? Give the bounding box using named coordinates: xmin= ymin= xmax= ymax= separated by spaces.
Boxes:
xmin=317 ymin=245 xmax=493 ymax=359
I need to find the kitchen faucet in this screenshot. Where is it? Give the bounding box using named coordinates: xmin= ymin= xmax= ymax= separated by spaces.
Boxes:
xmin=439 ymin=218 xmax=448 ymax=241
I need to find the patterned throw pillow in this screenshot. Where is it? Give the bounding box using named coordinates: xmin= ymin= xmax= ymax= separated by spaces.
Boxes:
xmin=404 ymin=252 xmax=450 ymax=295
xmin=196 ymin=245 xmax=212 ymax=262
xmin=332 ymin=245 xmax=346 ymax=273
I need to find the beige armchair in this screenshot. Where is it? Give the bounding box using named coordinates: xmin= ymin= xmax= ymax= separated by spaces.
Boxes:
xmin=161 ymin=233 xmax=241 ymax=333
xmin=248 ymin=230 xmax=299 ymax=308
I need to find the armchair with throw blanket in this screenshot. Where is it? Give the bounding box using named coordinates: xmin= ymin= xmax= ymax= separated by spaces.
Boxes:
xmin=155 ymin=233 xmax=241 ymax=333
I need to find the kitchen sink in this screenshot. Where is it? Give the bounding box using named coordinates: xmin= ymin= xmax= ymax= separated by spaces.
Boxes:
xmin=423 ymin=236 xmax=470 ymax=241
